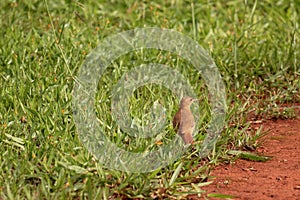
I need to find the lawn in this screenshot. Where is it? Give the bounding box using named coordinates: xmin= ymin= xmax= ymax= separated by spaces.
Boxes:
xmin=0 ymin=0 xmax=299 ymax=199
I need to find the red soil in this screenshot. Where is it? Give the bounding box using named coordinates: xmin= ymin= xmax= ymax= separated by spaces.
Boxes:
xmin=203 ymin=106 xmax=300 ymax=200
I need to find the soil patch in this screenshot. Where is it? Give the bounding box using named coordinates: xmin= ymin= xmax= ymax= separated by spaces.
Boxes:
xmin=203 ymin=105 xmax=300 ymax=199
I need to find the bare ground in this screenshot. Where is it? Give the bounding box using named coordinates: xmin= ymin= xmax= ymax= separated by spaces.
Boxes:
xmin=202 ymin=105 xmax=300 ymax=200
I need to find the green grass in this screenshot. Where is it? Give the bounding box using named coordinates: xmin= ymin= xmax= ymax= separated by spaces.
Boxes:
xmin=0 ymin=0 xmax=299 ymax=199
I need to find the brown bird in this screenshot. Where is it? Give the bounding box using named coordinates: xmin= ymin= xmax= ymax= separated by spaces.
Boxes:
xmin=172 ymin=96 xmax=198 ymax=145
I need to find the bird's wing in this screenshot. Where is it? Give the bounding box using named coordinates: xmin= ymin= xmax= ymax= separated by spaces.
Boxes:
xmin=172 ymin=110 xmax=181 ymax=132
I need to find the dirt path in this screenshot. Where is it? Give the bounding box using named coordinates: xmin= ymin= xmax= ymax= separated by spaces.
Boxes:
xmin=203 ymin=106 xmax=300 ymax=199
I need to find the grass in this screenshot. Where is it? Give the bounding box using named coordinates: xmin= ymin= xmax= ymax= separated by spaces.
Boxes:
xmin=0 ymin=0 xmax=299 ymax=199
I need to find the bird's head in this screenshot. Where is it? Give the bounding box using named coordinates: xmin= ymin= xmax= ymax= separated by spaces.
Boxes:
xmin=180 ymin=96 xmax=198 ymax=108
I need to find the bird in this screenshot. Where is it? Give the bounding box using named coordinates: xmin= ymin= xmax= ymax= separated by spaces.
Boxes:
xmin=172 ymin=96 xmax=198 ymax=145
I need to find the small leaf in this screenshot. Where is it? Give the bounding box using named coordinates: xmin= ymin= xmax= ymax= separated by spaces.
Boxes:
xmin=228 ymin=150 xmax=272 ymax=162
xmin=169 ymin=162 xmax=183 ymax=186
xmin=196 ymin=181 xmax=213 ymax=187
